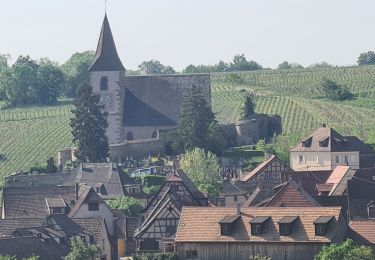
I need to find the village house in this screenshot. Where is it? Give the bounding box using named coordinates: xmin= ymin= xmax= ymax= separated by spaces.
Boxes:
xmin=290 ymin=126 xmax=375 ymax=171
xmin=134 ymin=170 xmax=208 ymax=252
xmin=174 ymin=206 xmax=347 ymax=260
xmin=222 ymin=155 xmax=294 ymax=207
xmin=0 ymin=214 xmax=111 ymax=260
xmin=5 ymin=162 xmax=145 ymax=201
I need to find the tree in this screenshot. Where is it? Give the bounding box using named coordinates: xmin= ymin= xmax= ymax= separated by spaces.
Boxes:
xmin=173 ymin=86 xmax=215 ymax=153
xmin=322 ymin=79 xmax=352 ymax=101
xmin=0 ymin=255 xmax=39 ymax=260
xmin=138 ymin=60 xmax=175 ymax=75
xmin=1 ymin=56 xmax=39 ymax=106
xmin=65 ymin=237 xmax=99 ymax=260
xmin=241 ymin=94 xmax=255 ymax=120
xmin=0 ymin=54 xmax=10 ymax=100
xmin=315 ymin=239 xmax=375 ymax=260
xmin=46 ymin=157 xmax=58 ymax=173
xmin=36 ymin=59 xmax=65 ymax=105
xmin=106 ymin=197 xmax=143 ymax=217
xmin=180 ymin=147 xmax=221 ymax=197
xmin=70 ymin=83 xmax=109 ymax=162
xmin=357 ymin=51 xmax=375 ymax=66
xmin=277 ymin=61 xmax=292 ymax=70
xmin=230 ymin=54 xmax=262 ymax=71
xmin=61 ymin=51 xmax=95 ymax=97
xmin=308 ymin=62 xmax=333 ymax=69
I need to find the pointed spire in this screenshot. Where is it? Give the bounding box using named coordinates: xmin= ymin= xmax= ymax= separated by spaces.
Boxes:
xmin=89 ymin=14 xmax=125 ymax=72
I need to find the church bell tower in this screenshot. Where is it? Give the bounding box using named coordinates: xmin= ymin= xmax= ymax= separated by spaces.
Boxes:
xmin=89 ymin=14 xmax=125 ymax=145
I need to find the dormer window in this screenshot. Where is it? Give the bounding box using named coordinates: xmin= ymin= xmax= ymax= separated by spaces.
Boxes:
xmin=302 ymin=137 xmax=312 ymax=147
xmin=250 ymin=216 xmax=269 ymax=235
xmin=126 ymin=132 xmax=134 ymax=141
xmin=319 ymin=137 xmax=329 ymax=147
xmin=100 ymin=76 xmax=108 ymax=90
xmin=219 ymin=215 xmax=240 ymax=236
xmin=88 ymin=202 xmax=99 ymax=211
xmin=45 ymin=198 xmax=67 ymax=215
xmin=278 ymin=216 xmax=298 ymax=236
xmin=314 ymin=216 xmax=333 ymax=236
xmin=367 ymin=201 xmax=375 ymax=219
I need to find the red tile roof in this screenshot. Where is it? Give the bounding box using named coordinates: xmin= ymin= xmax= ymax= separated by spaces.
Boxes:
xmin=263 ymin=180 xmax=320 ymax=207
xmin=176 ymin=207 xmax=343 ymax=243
xmin=349 ymin=220 xmax=375 ymax=244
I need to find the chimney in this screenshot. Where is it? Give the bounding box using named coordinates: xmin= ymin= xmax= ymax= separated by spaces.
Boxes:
xmin=75 ymin=182 xmax=79 ymax=201
xmin=236 ymin=203 xmax=241 ymax=216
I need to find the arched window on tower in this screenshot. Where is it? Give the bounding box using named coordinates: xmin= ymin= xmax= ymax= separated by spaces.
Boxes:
xmin=152 ymin=130 xmax=158 ymax=139
xmin=126 ymin=132 xmax=134 ymax=141
xmin=100 ymin=76 xmax=108 ymax=90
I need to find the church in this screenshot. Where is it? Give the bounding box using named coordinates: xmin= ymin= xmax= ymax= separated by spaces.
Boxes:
xmin=88 ymin=14 xmax=211 ymax=160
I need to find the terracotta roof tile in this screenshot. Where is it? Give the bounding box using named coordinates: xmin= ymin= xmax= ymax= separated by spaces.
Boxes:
xmin=349 ymin=220 xmax=375 ymax=244
xmin=175 ymin=207 xmax=343 ymax=243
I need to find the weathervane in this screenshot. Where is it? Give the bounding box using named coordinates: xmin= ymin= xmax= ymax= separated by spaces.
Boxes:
xmin=105 ymin=0 xmax=108 ymax=13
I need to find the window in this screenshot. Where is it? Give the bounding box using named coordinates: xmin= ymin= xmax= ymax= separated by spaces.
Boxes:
xmin=251 ymin=224 xmax=263 ymax=235
xmin=88 ymin=202 xmax=99 ymax=211
xmin=335 ymin=156 xmax=340 ymax=164
xmin=152 ymin=130 xmax=158 ymax=139
xmin=233 ymin=195 xmax=238 ymax=202
xmin=51 ymin=207 xmax=64 ymax=214
xmin=368 ymin=206 xmax=375 ymax=219
xmin=221 ymin=223 xmax=233 ymax=236
xmin=344 ymin=155 xmax=348 ymax=164
xmin=166 ymin=225 xmax=176 ymax=236
xmin=186 ymin=250 xmax=198 ymax=259
xmin=126 ymin=132 xmax=134 ymax=141
xmin=315 ymin=224 xmax=326 ymax=236
xmin=299 ymin=155 xmax=304 ymax=164
xmin=100 ymin=77 xmax=108 ymax=90
xmin=279 ymin=224 xmax=291 ymax=236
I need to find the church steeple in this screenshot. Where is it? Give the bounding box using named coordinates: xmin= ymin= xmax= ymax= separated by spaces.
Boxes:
xmin=89 ymin=14 xmax=125 ymax=72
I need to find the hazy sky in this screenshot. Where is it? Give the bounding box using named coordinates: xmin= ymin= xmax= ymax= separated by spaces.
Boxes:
xmin=1 ymin=0 xmax=374 ymax=71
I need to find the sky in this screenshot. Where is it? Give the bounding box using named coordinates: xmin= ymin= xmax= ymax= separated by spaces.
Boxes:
xmin=0 ymin=0 xmax=374 ymax=71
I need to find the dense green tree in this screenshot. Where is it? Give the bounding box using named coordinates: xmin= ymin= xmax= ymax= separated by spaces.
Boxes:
xmin=65 ymin=237 xmax=99 ymax=260
xmin=241 ymin=94 xmax=255 ymax=119
xmin=46 ymin=157 xmax=58 ymax=173
xmin=173 ymin=86 xmax=215 ymax=153
xmin=1 ymin=56 xmax=39 ymax=106
xmin=70 ymin=83 xmax=109 ymax=162
xmin=0 ymin=256 xmax=39 ymax=260
xmin=315 ymin=239 xmax=375 ymax=260
xmin=322 ymin=79 xmax=352 ymax=101
xmin=357 ymin=51 xmax=375 ymax=66
xmin=106 ymin=197 xmax=143 ymax=217
xmin=230 ymin=54 xmax=262 ymax=71
xmin=308 ymin=62 xmax=333 ymax=69
xmin=0 ymin=54 xmax=10 ymax=99
xmin=61 ymin=51 xmax=95 ymax=97
xmin=277 ymin=61 xmax=292 ymax=70
xmin=180 ymin=147 xmax=221 ymax=197
xmin=138 ymin=60 xmax=175 ymax=75
xmin=35 ymin=59 xmax=65 ymax=104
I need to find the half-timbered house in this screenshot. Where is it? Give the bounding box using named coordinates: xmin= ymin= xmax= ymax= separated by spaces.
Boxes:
xmin=134 ymin=170 xmax=208 ymax=252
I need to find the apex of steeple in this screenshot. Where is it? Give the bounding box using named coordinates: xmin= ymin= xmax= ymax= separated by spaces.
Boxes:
xmin=89 ymin=14 xmax=125 ymax=72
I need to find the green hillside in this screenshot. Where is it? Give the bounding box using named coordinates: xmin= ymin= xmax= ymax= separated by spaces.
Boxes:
xmin=0 ymin=104 xmax=73 ymax=185
xmin=1 ymin=65 xmax=375 ymax=184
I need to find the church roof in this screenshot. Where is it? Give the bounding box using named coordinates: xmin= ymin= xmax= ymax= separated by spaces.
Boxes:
xmin=89 ymin=14 xmax=125 ymax=72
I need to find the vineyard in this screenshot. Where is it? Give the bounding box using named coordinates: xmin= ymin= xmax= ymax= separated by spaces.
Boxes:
xmin=0 ymin=104 xmax=73 ymax=185
xmin=211 ymin=65 xmax=375 ymax=147
xmin=1 ymin=65 xmax=375 ymax=184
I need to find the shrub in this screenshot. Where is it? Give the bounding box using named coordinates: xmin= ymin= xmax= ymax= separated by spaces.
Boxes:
xmin=133 ymin=253 xmax=179 ymax=260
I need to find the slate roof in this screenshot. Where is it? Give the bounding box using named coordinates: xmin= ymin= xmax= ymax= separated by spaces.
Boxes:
xmin=292 ymin=171 xmax=332 ymax=196
xmin=347 ymin=177 xmax=375 ymax=220
xmin=65 ymin=163 xmax=125 ymax=199
xmin=349 ymin=220 xmax=375 ymax=244
xmin=2 ymin=185 xmax=96 ymax=218
xmin=222 ymin=180 xmax=248 ymax=196
xmin=4 ymin=172 xmax=75 ymax=187
xmin=262 ymin=179 xmax=320 ymax=207
xmin=89 ymin=14 xmax=125 ymax=72
xmin=123 ymin=74 xmax=210 ymax=127
xmin=73 ymin=217 xmax=107 ymax=245
xmin=0 ymin=236 xmax=69 ymax=260
xmin=291 ymin=127 xmax=375 ymax=153
xmin=0 ymin=218 xmax=44 ymax=238
xmin=175 ymin=207 xmax=343 ymax=243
